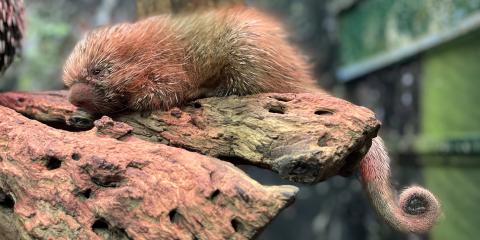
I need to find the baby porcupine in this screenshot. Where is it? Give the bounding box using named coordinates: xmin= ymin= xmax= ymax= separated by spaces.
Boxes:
xmin=63 ymin=6 xmax=319 ymax=114
xmin=63 ymin=6 xmax=440 ymax=234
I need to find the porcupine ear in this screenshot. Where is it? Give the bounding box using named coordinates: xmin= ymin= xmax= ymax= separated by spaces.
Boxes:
xmin=360 ymin=137 xmax=441 ymax=233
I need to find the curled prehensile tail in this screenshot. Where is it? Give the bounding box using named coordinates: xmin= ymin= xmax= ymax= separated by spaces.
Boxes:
xmin=360 ymin=137 xmax=441 ymax=233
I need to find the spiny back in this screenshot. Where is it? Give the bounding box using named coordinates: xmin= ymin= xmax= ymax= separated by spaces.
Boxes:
xmin=170 ymin=7 xmax=320 ymax=95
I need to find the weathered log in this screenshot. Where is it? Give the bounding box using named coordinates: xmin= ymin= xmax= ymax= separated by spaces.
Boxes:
xmin=0 ymin=91 xmax=380 ymax=183
xmin=0 ymin=106 xmax=297 ymax=240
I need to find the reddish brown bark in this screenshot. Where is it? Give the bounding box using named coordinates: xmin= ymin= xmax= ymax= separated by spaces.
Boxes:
xmin=0 ymin=91 xmax=380 ymax=239
xmin=0 ymin=105 xmax=296 ymax=240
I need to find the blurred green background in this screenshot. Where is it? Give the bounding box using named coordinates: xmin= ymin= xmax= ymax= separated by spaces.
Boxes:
xmin=1 ymin=0 xmax=479 ymax=240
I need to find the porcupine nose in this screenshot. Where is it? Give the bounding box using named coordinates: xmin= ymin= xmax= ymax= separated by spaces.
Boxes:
xmin=68 ymin=83 xmax=96 ymax=112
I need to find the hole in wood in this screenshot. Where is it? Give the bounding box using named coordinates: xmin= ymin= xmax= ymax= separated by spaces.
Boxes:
xmin=79 ymin=188 xmax=92 ymax=199
xmin=71 ymin=153 xmax=81 ymax=161
xmin=45 ymin=156 xmax=62 ymax=170
xmin=0 ymin=190 xmax=14 ymax=212
xmin=317 ymin=133 xmax=331 ymax=147
xmin=193 ymin=102 xmax=202 ymax=108
xmin=314 ymin=109 xmax=333 ymax=115
xmin=92 ymin=218 xmax=109 ymax=232
xmin=270 ymin=95 xmax=293 ymax=102
xmin=209 ymin=189 xmax=221 ymax=201
xmin=17 ymin=97 xmax=25 ymax=103
xmin=169 ymin=208 xmax=183 ymax=224
xmin=231 ymin=218 xmax=244 ymax=233
xmin=267 ymin=105 xmax=286 ymax=114
xmin=91 ymin=174 xmax=123 ymax=188
xmin=92 ymin=217 xmax=131 ymax=239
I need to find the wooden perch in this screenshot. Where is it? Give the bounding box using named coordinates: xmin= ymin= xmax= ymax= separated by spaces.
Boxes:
xmin=0 ymin=91 xmax=380 ymax=183
xmin=0 ymin=105 xmax=296 ymax=240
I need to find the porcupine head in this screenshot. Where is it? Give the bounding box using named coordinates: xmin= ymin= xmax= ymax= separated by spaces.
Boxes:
xmin=63 ymin=17 xmax=190 ymax=114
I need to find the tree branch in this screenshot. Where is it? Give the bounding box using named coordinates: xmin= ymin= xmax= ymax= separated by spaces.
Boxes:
xmin=0 ymin=91 xmax=380 ymax=183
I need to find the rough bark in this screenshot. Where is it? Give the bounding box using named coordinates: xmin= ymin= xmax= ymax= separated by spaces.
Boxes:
xmin=0 ymin=105 xmax=297 ymax=240
xmin=136 ymin=0 xmax=244 ymax=17
xmin=0 ymin=91 xmax=380 ymax=183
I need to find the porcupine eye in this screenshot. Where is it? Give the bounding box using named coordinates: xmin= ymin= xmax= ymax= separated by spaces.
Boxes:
xmin=90 ymin=65 xmax=111 ymax=78
xmin=91 ymin=68 xmax=102 ymax=76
